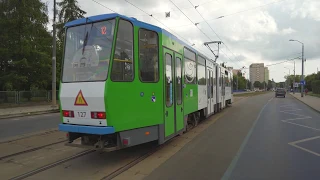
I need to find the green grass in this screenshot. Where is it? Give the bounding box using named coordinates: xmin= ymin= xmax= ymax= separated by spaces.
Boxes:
xmin=233 ymin=91 xmax=269 ymax=97
xmin=308 ymin=92 xmax=320 ymax=98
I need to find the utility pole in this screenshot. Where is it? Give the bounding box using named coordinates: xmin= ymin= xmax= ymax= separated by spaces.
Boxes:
xmin=301 ymin=44 xmax=304 ymax=97
xmin=293 ymin=61 xmax=295 ymax=94
xmin=52 ymin=0 xmax=57 ymax=106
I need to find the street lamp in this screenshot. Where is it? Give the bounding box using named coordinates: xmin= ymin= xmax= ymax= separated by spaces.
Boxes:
xmin=289 ymin=39 xmax=304 ymax=97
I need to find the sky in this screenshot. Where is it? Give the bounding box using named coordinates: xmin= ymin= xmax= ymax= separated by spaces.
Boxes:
xmin=44 ymin=0 xmax=320 ymax=82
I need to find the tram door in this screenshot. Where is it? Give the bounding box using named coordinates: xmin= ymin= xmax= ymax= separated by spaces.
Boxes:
xmin=163 ymin=48 xmax=184 ymax=139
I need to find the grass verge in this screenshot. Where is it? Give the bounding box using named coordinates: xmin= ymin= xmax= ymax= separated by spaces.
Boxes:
xmin=308 ymin=92 xmax=320 ymax=98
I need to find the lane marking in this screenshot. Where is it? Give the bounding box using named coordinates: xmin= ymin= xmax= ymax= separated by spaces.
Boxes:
xmin=279 ymin=109 xmax=302 ymax=112
xmin=279 ymin=104 xmax=295 ymax=107
xmin=282 ymin=120 xmax=320 ymax=131
xmin=221 ymin=97 xmax=273 ymax=180
xmin=289 ymin=136 xmax=320 ymax=144
xmin=282 ymin=116 xmax=312 ymax=121
xmin=12 ymin=118 xmax=20 ymax=121
xmin=288 ymin=136 xmax=320 ymax=156
xmin=280 ymin=111 xmax=309 ymax=117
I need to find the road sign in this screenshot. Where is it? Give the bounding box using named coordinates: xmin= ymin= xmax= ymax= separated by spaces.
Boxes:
xmin=300 ymin=80 xmax=305 ymax=85
xmin=294 ymin=83 xmax=299 ymax=87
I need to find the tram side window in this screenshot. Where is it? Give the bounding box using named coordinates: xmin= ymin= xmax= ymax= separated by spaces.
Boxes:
xmin=197 ymin=56 xmax=206 ymax=85
xmin=184 ymin=48 xmax=196 ymax=84
xmin=139 ymin=29 xmax=159 ymax=82
xmin=165 ymin=53 xmax=173 ymax=107
xmin=213 ymin=68 xmax=216 ymax=86
xmin=111 ymin=20 xmax=134 ymax=81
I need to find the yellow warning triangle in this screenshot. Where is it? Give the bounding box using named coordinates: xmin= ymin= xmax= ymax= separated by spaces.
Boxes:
xmin=74 ymin=90 xmax=88 ymax=106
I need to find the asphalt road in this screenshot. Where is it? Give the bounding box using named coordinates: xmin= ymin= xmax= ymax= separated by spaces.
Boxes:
xmin=144 ymin=93 xmax=320 ymax=180
xmin=0 ymin=113 xmax=60 ymax=139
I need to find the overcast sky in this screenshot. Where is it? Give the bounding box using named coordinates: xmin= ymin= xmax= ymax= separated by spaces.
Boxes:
xmin=44 ymin=0 xmax=320 ymax=82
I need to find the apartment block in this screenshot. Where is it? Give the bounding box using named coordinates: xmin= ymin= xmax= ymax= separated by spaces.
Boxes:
xmin=249 ymin=63 xmax=265 ymax=84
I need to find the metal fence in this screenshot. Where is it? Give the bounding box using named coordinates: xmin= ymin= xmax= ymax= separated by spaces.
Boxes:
xmin=0 ymin=91 xmax=59 ymax=105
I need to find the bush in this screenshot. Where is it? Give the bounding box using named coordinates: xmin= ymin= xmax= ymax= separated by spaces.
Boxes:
xmin=311 ymin=80 xmax=320 ymax=94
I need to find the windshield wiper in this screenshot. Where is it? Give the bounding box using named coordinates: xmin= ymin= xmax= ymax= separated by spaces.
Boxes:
xmin=82 ymin=23 xmax=94 ymax=55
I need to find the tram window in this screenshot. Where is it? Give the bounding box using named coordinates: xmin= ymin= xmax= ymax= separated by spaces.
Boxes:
xmin=184 ymin=48 xmax=196 ymax=84
xmin=139 ymin=29 xmax=159 ymax=82
xmin=213 ymin=68 xmax=216 ymax=86
xmin=176 ymin=57 xmax=182 ymax=105
xmin=111 ymin=19 xmax=134 ymax=82
xmin=198 ymin=65 xmax=206 ymax=85
xmin=165 ymin=53 xmax=173 ymax=107
xmin=197 ymin=56 xmax=206 ymax=85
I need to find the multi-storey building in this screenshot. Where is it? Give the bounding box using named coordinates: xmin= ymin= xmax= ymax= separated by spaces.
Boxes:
xmin=249 ymin=63 xmax=265 ymax=86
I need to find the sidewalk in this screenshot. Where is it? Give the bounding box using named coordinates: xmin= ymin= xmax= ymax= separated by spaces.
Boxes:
xmin=0 ymin=104 xmax=59 ymax=119
xmin=290 ymin=93 xmax=320 ymax=112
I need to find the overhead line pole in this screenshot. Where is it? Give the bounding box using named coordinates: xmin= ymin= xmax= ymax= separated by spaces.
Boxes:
xmin=293 ymin=61 xmax=295 ymax=94
xmin=52 ymin=0 xmax=57 ymax=106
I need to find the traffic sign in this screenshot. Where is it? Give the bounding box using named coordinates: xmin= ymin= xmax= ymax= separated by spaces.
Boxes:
xmin=300 ymin=80 xmax=305 ymax=85
xmin=294 ymin=83 xmax=299 ymax=87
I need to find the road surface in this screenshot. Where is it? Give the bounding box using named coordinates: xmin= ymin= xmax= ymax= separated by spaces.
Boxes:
xmin=0 ymin=113 xmax=60 ymax=139
xmin=144 ymin=93 xmax=320 ymax=180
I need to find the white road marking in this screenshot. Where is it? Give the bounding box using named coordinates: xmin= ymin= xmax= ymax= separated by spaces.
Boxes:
xmin=279 ymin=109 xmax=302 ymax=112
xmin=282 ymin=116 xmax=312 ymax=121
xmin=279 ymin=104 xmax=295 ymax=107
xmin=12 ymin=118 xmax=20 ymax=121
xmin=282 ymin=120 xmax=320 ymax=131
xmin=288 ymin=136 xmax=320 ymax=156
xmin=281 ymin=111 xmax=309 ymax=117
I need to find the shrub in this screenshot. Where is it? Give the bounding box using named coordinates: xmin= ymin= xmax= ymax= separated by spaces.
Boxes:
xmin=311 ymin=80 xmax=320 ymax=94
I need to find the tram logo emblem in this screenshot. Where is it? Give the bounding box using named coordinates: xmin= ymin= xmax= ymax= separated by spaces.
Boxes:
xmin=74 ymin=90 xmax=88 ymax=106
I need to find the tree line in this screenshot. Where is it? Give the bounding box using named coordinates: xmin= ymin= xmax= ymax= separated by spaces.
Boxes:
xmin=0 ymin=0 xmax=86 ymax=91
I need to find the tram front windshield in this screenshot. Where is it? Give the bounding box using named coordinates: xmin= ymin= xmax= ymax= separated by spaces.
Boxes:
xmin=62 ymin=19 xmax=116 ymax=82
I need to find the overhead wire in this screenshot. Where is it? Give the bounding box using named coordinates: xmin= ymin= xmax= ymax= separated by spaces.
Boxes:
xmin=167 ymin=0 xmax=287 ymax=28
xmin=169 ymin=0 xmax=243 ymax=69
xmin=186 ymin=0 xmax=245 ymax=69
xmin=124 ymin=0 xmax=218 ymax=60
xmin=202 ymin=0 xmax=287 ymax=22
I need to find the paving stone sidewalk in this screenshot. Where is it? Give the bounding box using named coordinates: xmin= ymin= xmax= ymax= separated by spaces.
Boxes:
xmin=290 ymin=93 xmax=320 ymax=112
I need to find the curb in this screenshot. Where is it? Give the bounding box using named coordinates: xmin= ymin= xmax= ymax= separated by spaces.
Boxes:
xmin=289 ymin=94 xmax=320 ymax=113
xmin=0 ymin=109 xmax=60 ymax=120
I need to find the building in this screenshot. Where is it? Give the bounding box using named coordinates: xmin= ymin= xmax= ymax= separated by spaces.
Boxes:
xmin=232 ymin=69 xmax=242 ymax=76
xmin=264 ymin=67 xmax=269 ymax=82
xmin=249 ymin=63 xmax=265 ymax=86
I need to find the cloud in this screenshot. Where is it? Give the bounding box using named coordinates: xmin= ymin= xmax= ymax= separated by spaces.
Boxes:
xmin=44 ymin=0 xmax=320 ymax=82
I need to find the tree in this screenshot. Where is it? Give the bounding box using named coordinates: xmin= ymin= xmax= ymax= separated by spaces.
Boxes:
xmin=267 ymin=80 xmax=273 ymax=90
xmin=56 ymin=0 xmax=86 ymax=42
xmin=0 ymin=0 xmax=52 ymax=91
xmin=56 ymin=0 xmax=87 ymax=86
xmin=254 ymin=81 xmax=261 ymax=88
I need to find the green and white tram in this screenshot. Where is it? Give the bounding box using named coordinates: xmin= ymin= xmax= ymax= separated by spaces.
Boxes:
xmin=58 ymin=13 xmax=233 ymax=151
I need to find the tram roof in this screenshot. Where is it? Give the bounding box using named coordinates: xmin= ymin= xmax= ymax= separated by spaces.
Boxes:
xmin=64 ymin=13 xmax=221 ymax=66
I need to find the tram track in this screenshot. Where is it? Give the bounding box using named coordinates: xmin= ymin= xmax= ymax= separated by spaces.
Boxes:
xmin=9 ymin=149 xmax=96 ymax=180
xmin=6 ymin=105 xmax=230 ymax=180
xmin=0 ymin=129 xmax=60 ymax=144
xmin=0 ymin=139 xmax=67 ymax=161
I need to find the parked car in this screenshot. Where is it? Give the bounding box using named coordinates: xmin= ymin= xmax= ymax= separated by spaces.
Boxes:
xmin=275 ymin=88 xmax=286 ymax=98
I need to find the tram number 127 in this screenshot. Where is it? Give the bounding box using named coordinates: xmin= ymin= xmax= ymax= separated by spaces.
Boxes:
xmin=77 ymin=112 xmax=86 ymax=118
